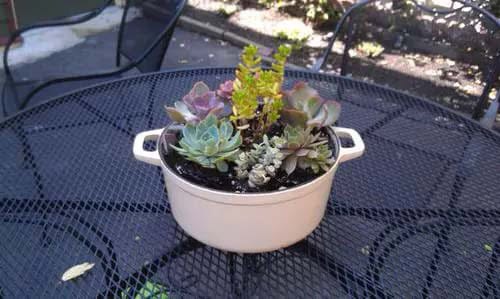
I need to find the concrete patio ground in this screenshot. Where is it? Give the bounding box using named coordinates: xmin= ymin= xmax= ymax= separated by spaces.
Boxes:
xmin=1 ymin=25 xmax=242 ymax=79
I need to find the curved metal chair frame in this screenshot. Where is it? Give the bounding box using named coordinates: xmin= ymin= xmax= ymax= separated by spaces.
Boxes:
xmin=313 ymin=0 xmax=500 ymax=120
xmin=2 ymin=0 xmax=187 ymax=116
xmin=115 ymin=0 xmax=180 ymax=72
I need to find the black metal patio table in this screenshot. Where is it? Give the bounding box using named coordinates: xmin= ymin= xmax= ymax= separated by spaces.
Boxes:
xmin=1 ymin=68 xmax=499 ymax=298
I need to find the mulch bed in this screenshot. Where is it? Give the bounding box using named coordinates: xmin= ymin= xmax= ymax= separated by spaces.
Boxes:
xmin=182 ymin=2 xmax=499 ymax=129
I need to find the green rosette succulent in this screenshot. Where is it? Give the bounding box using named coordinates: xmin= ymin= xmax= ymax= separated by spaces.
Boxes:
xmin=170 ymin=114 xmax=242 ymax=172
xmin=280 ymin=125 xmax=335 ymax=175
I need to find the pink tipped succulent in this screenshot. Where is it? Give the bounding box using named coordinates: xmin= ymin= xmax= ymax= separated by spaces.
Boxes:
xmin=165 ymin=81 xmax=225 ymax=124
xmin=280 ymin=82 xmax=341 ymax=128
xmin=217 ymin=80 xmax=234 ymax=101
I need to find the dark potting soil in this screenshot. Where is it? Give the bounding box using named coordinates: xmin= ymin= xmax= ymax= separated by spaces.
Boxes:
xmin=163 ymin=146 xmax=320 ymax=193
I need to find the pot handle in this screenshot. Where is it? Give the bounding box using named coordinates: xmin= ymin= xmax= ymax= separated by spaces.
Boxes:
xmin=133 ymin=129 xmax=164 ymax=167
xmin=332 ymin=127 xmax=365 ymax=163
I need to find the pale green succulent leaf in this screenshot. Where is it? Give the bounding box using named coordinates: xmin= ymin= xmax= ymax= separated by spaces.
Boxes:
xmin=178 ymin=139 xmax=201 ymax=155
xmin=174 ymin=101 xmax=199 ymax=122
xmin=203 ymin=142 xmax=219 ymax=156
xmin=224 ymin=131 xmax=242 ymax=150
xmin=165 ymin=105 xmax=187 ymax=123
xmin=322 ymin=100 xmax=341 ymax=126
xmin=307 ymin=150 xmax=319 ymax=159
xmin=191 ymin=81 xmax=210 ymax=97
xmin=215 ymin=148 xmax=240 ymax=160
xmin=169 ymin=144 xmax=188 ymax=154
xmin=309 ymin=132 xmax=322 ymax=143
xmin=297 ymin=158 xmax=310 ymax=169
xmin=219 ymin=121 xmax=233 ymax=140
xmin=280 ymin=108 xmax=308 ymax=127
xmin=203 ymin=126 xmax=219 ymax=142
xmin=307 ymin=104 xmax=328 ymax=127
xmin=284 ymin=82 xmax=319 ymax=110
xmin=197 ymin=114 xmax=218 ymax=136
xmin=280 ymin=149 xmax=295 ymax=156
xmin=309 ymin=140 xmax=329 ymax=147
xmin=182 ymin=123 xmax=197 ymax=142
xmin=304 ymin=97 xmax=323 ymax=118
xmin=178 ymin=136 xmax=195 ymax=151
xmin=190 ymin=156 xmax=213 ymax=167
xmin=295 ymin=148 xmax=311 ymax=156
xmin=216 ymin=160 xmax=229 ymax=172
xmin=284 ymin=155 xmax=298 ymax=175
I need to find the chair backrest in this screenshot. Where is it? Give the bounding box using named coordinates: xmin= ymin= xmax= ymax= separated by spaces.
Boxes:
xmin=1 ymin=0 xmax=114 ymax=117
xmin=3 ymin=0 xmax=114 ymax=80
xmin=116 ymin=0 xmax=186 ymax=73
xmin=313 ymin=0 xmax=500 ymax=119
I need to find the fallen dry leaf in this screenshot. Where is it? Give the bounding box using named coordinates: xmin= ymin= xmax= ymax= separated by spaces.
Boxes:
xmin=61 ymin=262 xmax=95 ymax=281
xmin=361 ymin=245 xmax=370 ymax=256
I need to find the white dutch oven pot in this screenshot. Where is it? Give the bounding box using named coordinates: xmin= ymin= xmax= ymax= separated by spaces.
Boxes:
xmin=133 ymin=126 xmax=364 ymax=253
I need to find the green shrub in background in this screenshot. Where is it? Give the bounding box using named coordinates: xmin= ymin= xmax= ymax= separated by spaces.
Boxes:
xmin=300 ymin=0 xmax=342 ymax=26
xmin=232 ymin=0 xmax=500 ymax=22
xmin=242 ymin=0 xmax=343 ymax=27
xmin=276 ymin=29 xmax=310 ymax=51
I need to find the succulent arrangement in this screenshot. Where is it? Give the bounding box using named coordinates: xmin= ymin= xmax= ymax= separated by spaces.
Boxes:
xmin=164 ymin=44 xmax=342 ymax=190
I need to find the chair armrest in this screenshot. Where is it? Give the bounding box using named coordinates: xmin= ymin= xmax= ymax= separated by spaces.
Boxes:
xmin=3 ymin=0 xmax=114 ymax=78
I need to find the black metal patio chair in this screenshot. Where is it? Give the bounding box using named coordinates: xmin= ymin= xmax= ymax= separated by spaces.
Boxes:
xmin=313 ymin=0 xmax=500 ymax=125
xmin=1 ymin=0 xmax=186 ymax=117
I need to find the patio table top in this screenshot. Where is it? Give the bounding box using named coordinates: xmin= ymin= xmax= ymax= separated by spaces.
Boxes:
xmin=0 ymin=67 xmax=499 ymax=298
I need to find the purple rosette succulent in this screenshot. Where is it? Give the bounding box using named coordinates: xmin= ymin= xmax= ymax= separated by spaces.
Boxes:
xmin=165 ymin=81 xmax=225 ymax=124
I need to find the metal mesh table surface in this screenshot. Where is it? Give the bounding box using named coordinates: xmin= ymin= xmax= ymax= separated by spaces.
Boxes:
xmin=0 ymin=68 xmax=499 ymax=298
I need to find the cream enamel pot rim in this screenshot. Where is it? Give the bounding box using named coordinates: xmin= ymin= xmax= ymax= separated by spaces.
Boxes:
xmin=133 ymin=126 xmax=365 ymax=253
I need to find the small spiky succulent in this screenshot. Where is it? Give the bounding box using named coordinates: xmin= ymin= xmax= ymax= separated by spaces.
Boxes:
xmin=297 ymin=143 xmax=334 ymax=174
xmin=281 ymin=82 xmax=341 ymax=128
xmin=165 ymin=81 xmax=225 ymax=124
xmin=234 ymin=135 xmax=285 ymax=187
xmin=170 ymin=115 xmax=242 ymax=172
xmin=280 ymin=125 xmax=335 ymax=175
